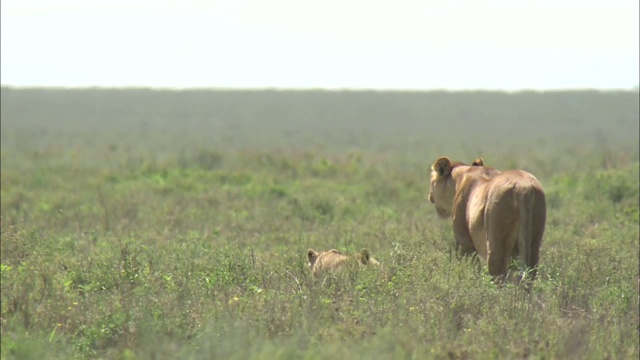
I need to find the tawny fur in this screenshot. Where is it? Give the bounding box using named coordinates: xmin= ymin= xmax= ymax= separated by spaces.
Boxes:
xmin=428 ymin=156 xmax=546 ymax=287
xmin=307 ymin=248 xmax=380 ymax=278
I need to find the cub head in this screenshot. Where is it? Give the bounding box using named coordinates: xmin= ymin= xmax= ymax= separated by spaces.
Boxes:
xmin=307 ymin=248 xmax=379 ymax=278
xmin=307 ymin=248 xmax=344 ymax=277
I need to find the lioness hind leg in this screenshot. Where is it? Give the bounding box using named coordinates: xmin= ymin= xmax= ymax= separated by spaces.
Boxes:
xmin=485 ymin=200 xmax=519 ymax=285
xmin=519 ymin=190 xmax=546 ymax=293
xmin=487 ymin=254 xmax=507 ymax=285
xmin=529 ymin=194 xmax=546 ymax=284
xmin=486 ymin=234 xmax=511 ymax=284
xmin=523 ymin=211 xmax=545 ymax=292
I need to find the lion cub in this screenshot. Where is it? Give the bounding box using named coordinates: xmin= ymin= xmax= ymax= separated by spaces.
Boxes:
xmin=307 ymin=248 xmax=380 ymax=278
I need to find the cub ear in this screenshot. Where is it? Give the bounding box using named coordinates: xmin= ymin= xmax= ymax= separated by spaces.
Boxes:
xmin=472 ymin=157 xmax=484 ymax=166
xmin=432 ymin=157 xmax=452 ymax=177
xmin=358 ymin=248 xmax=371 ymax=264
xmin=307 ymin=249 xmax=319 ymax=265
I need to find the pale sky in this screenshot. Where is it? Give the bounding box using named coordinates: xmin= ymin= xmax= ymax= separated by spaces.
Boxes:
xmin=1 ymin=0 xmax=638 ymax=90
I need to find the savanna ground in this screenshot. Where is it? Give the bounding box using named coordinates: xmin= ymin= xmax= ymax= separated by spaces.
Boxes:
xmin=1 ymin=88 xmax=638 ymax=359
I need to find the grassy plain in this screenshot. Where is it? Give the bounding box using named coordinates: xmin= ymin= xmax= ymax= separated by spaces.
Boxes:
xmin=1 ymin=88 xmax=638 ymax=359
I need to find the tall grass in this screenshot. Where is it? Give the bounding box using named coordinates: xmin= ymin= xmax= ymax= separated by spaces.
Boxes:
xmin=1 ymin=89 xmax=638 ymax=359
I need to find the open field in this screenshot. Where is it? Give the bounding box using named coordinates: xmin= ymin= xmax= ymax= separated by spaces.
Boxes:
xmin=1 ymin=88 xmax=639 ymax=359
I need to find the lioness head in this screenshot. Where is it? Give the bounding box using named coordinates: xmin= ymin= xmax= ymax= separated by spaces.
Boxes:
xmin=307 ymin=248 xmax=379 ymax=278
xmin=428 ymin=156 xmax=496 ymax=218
xmin=428 ymin=156 xmax=485 ymax=218
xmin=428 ymin=156 xmax=458 ymax=218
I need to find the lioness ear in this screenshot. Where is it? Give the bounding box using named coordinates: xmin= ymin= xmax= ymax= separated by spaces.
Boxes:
xmin=433 ymin=157 xmax=452 ymax=177
xmin=472 ymin=157 xmax=484 ymax=166
xmin=307 ymin=249 xmax=318 ymax=266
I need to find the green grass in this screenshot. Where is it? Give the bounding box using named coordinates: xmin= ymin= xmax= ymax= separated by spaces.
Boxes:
xmin=1 ymin=88 xmax=638 ymax=359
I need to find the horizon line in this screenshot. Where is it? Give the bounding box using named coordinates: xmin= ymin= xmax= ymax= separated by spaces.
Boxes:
xmin=2 ymin=84 xmax=638 ymax=93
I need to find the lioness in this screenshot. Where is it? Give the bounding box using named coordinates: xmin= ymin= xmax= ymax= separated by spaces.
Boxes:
xmin=428 ymin=156 xmax=546 ymax=287
xmin=307 ymin=248 xmax=380 ymax=278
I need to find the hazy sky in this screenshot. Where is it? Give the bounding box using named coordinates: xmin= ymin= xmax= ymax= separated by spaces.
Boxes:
xmin=1 ymin=0 xmax=638 ymax=90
